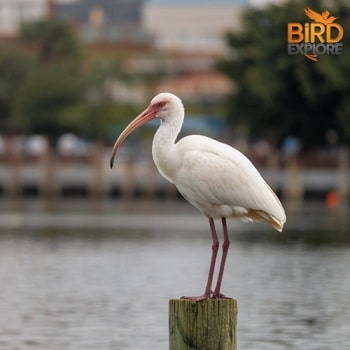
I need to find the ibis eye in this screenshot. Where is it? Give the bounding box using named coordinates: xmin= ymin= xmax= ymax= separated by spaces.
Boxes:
xmin=157 ymin=101 xmax=166 ymax=108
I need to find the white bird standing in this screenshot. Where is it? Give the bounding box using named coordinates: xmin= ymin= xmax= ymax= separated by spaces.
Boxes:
xmin=110 ymin=92 xmax=286 ymax=301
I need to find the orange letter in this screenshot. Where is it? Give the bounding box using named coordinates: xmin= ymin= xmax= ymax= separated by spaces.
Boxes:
xmin=326 ymin=23 xmax=344 ymax=43
xmin=310 ymin=23 xmax=325 ymax=43
xmin=288 ymin=23 xmax=303 ymax=43
xmin=304 ymin=23 xmax=309 ymax=42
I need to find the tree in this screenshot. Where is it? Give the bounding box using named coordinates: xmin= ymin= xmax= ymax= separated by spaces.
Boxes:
xmin=0 ymin=45 xmax=37 ymax=131
xmin=20 ymin=18 xmax=80 ymax=63
xmin=59 ymin=102 xmax=140 ymax=142
xmin=15 ymin=18 xmax=143 ymax=141
xmin=13 ymin=65 xmax=85 ymax=140
xmin=217 ymin=0 xmax=350 ymax=147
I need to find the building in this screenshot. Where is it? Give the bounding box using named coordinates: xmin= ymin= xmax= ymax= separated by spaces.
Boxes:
xmin=54 ymin=0 xmax=150 ymax=44
xmin=0 ymin=0 xmax=150 ymax=45
xmin=55 ymin=0 xmax=143 ymax=27
xmin=140 ymin=3 xmax=242 ymax=101
xmin=143 ymin=3 xmax=244 ymax=54
xmin=0 ymin=0 xmax=51 ymax=37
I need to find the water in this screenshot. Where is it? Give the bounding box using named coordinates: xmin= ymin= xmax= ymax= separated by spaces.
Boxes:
xmin=0 ymin=199 xmax=350 ymax=349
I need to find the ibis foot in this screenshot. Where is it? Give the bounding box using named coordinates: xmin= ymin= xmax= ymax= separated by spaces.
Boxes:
xmin=212 ymin=292 xmax=233 ymax=300
xmin=181 ymin=291 xmax=212 ymax=301
xmin=181 ymin=290 xmax=232 ymax=301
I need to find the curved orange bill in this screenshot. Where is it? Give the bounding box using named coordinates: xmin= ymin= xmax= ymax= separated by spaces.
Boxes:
xmin=110 ymin=104 xmax=159 ymax=168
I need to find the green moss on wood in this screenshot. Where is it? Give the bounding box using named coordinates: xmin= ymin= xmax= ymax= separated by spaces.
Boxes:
xmin=169 ymin=299 xmax=237 ymax=350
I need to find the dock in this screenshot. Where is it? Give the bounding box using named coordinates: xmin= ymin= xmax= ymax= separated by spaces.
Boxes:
xmin=0 ymin=147 xmax=349 ymax=200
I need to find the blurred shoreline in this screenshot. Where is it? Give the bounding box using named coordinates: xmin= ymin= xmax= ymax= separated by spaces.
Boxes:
xmin=0 ymin=150 xmax=348 ymax=202
xmin=1 ymin=134 xmax=349 ymax=204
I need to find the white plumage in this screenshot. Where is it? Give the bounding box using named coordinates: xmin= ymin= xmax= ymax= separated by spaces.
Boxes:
xmin=170 ymin=135 xmax=285 ymax=230
xmin=110 ymin=92 xmax=286 ymax=300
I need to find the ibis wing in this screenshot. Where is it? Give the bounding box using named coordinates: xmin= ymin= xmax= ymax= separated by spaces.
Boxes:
xmin=174 ymin=138 xmax=284 ymax=223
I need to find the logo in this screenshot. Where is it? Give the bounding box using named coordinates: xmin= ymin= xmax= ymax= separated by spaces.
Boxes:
xmin=288 ymin=8 xmax=344 ymax=61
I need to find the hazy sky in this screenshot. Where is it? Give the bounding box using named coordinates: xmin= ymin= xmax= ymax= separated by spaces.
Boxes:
xmin=55 ymin=0 xmax=274 ymax=4
xmin=147 ymin=0 xmax=248 ymax=3
xmin=147 ymin=0 xmax=275 ymax=4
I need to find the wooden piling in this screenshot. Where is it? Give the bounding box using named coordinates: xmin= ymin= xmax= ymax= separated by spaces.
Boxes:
xmin=169 ymin=299 xmax=237 ymax=350
xmin=7 ymin=139 xmax=21 ymax=197
xmin=89 ymin=142 xmax=107 ymax=197
xmin=284 ymin=155 xmax=303 ymax=204
xmin=337 ymin=146 xmax=349 ymax=206
xmin=42 ymin=145 xmax=58 ymax=197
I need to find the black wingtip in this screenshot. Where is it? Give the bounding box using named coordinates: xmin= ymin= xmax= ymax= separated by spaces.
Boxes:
xmin=110 ymin=158 xmax=114 ymax=169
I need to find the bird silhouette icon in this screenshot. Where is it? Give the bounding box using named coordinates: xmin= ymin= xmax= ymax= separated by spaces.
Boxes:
xmin=304 ymin=8 xmax=337 ymax=25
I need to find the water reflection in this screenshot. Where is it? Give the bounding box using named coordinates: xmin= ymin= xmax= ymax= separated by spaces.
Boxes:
xmin=0 ymin=199 xmax=349 ymax=349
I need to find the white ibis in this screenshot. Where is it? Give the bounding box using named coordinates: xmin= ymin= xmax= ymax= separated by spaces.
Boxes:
xmin=110 ymin=92 xmax=286 ymax=301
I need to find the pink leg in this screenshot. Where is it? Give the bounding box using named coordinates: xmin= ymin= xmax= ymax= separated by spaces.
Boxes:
xmin=204 ymin=218 xmax=219 ymax=295
xmin=213 ymin=218 xmax=230 ymax=298
xmin=181 ymin=218 xmax=219 ymax=301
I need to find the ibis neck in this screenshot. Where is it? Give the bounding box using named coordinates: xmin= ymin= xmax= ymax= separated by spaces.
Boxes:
xmin=152 ymin=117 xmax=183 ymax=182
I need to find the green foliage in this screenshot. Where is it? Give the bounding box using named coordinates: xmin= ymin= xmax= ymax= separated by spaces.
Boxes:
xmin=0 ymin=19 xmax=83 ymax=137
xmin=6 ymin=18 xmax=146 ymax=141
xmin=218 ymin=0 xmax=350 ymax=146
xmin=20 ymin=19 xmax=80 ymax=63
xmin=13 ymin=65 xmax=85 ymax=139
xmin=1 ymin=18 xmax=125 ymax=141
xmin=0 ymin=45 xmax=37 ymax=130
xmin=60 ymin=102 xmax=140 ymax=141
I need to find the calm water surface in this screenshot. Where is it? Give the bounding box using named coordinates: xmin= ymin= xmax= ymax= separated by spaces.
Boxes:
xmin=0 ymin=199 xmax=349 ymax=350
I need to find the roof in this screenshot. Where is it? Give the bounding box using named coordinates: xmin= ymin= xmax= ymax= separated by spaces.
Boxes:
xmin=54 ymin=0 xmax=144 ymax=27
xmin=156 ymin=72 xmax=232 ymax=101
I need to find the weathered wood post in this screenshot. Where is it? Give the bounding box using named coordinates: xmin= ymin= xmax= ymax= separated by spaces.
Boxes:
xmin=169 ymin=299 xmax=237 ymax=350
xmin=283 ymin=155 xmax=303 ymax=205
xmin=337 ymin=146 xmax=349 ymax=206
xmin=89 ymin=141 xmax=107 ymax=197
xmin=41 ymin=143 xmax=57 ymax=197
xmin=7 ymin=137 xmax=21 ymax=197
